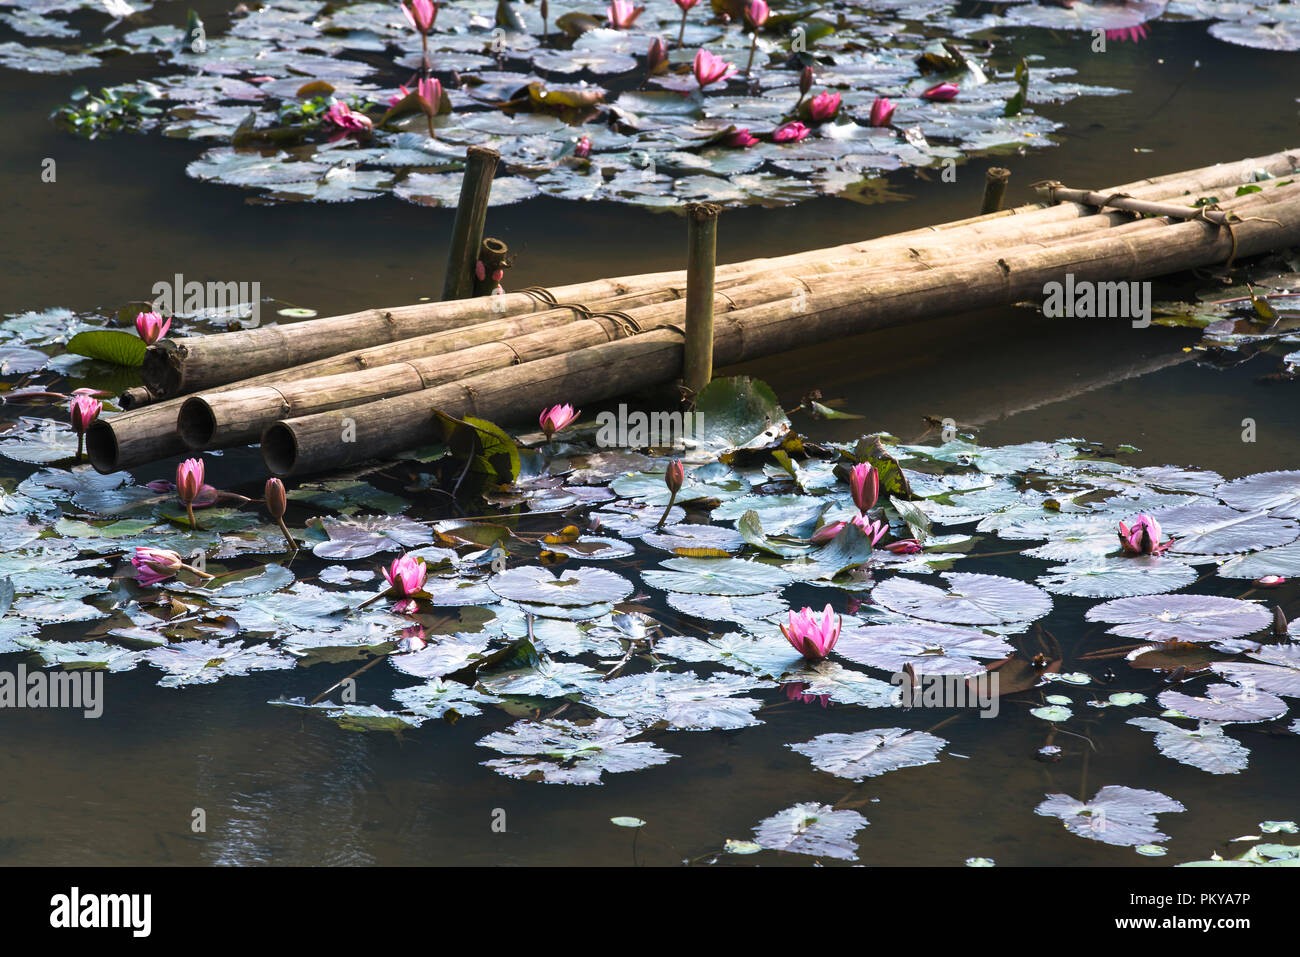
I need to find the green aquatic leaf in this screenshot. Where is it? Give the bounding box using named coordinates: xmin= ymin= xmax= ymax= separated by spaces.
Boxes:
xmin=66 ymin=330 xmax=147 ymax=367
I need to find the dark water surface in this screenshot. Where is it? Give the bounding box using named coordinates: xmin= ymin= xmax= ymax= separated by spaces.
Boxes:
xmin=1 ymin=14 xmax=1297 ymax=865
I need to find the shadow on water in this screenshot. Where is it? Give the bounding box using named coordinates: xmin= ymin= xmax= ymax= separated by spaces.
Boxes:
xmin=0 ymin=14 xmax=1297 ymax=865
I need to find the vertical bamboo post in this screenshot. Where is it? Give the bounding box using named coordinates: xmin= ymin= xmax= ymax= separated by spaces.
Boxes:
xmin=442 ymin=146 xmax=501 ymax=301
xmin=682 ymin=202 xmax=720 ymax=400
xmin=981 ymin=167 xmax=1011 ymax=215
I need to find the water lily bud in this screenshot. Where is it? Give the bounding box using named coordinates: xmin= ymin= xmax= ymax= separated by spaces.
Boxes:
xmin=665 ymin=460 xmax=684 ymax=497
xmin=1274 ymin=605 xmax=1288 ymax=637
xmin=647 ymin=36 xmax=667 ymax=73
xmin=176 ymin=457 xmax=205 ymax=506
xmin=799 ymin=65 xmax=814 ymax=97
xmin=265 ymin=477 xmax=287 ymax=520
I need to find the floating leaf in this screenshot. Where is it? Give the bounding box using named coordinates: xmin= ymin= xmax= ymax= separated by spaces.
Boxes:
xmin=1085 ymin=595 xmax=1272 ymax=643
xmin=790 ymin=728 xmax=946 ymax=781
xmin=66 ymin=329 xmax=147 ymax=367
xmin=1127 ymin=718 xmax=1250 ymax=775
xmin=489 ymin=565 xmax=633 ymax=606
xmin=837 ymin=622 xmax=1013 ymax=677
xmin=478 ymin=718 xmax=676 ymax=785
xmin=751 ymin=803 xmax=868 ymax=861
xmin=870 ymin=572 xmax=1051 ymax=625
xmin=1157 ymin=682 xmax=1287 ymax=725
xmin=1035 ymin=786 xmax=1185 ymax=847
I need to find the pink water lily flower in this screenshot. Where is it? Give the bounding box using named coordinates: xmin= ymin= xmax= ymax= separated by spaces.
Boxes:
xmin=693 ymin=49 xmax=735 ymax=89
xmin=1255 ymin=575 xmax=1286 ymax=587
xmin=780 ymin=604 xmax=842 ymax=661
xmin=1118 ymin=514 xmax=1172 ymax=556
xmin=176 ymin=456 xmax=205 ymax=528
xmin=323 ymin=101 xmax=373 ymax=134
xmin=1106 ymin=23 xmax=1148 ymax=43
xmin=808 ymin=90 xmax=840 ymax=121
xmin=723 ymin=127 xmax=758 ymax=148
xmin=673 ymin=0 xmax=699 ymax=9
xmin=400 ymin=0 xmax=437 ymax=34
xmin=574 ymin=135 xmax=592 ymax=158
xmin=134 ymin=310 xmax=171 ymax=345
xmin=868 ymin=96 xmax=896 ymax=127
xmin=539 ymin=403 xmax=580 ymax=441
xmin=849 ymin=462 xmax=878 ymax=513
xmin=773 ymin=120 xmax=809 ymax=143
xmin=745 ymin=0 xmax=769 ymax=28
xmin=607 ymin=0 xmax=644 ymax=29
xmin=884 ymin=538 xmax=923 ymax=555
xmin=383 ymin=555 xmax=428 ymax=614
xmin=69 ymin=394 xmax=101 ymax=434
xmin=922 ymin=81 xmax=959 ymax=101
xmin=811 ymin=513 xmax=888 ymax=546
xmin=131 ymin=547 xmax=184 ymax=586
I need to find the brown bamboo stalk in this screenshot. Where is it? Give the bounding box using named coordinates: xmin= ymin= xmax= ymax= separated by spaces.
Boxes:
xmin=442 ymin=146 xmax=501 ymax=300
xmin=137 ymin=148 xmax=1300 ymax=402
xmin=95 ymin=178 xmax=1293 ymax=472
xmin=981 ymin=168 xmax=1011 ymax=215
xmin=682 ymin=202 xmax=720 ymax=400
xmin=176 ymin=206 xmax=1202 ymax=453
xmin=262 ymin=183 xmax=1300 ymax=477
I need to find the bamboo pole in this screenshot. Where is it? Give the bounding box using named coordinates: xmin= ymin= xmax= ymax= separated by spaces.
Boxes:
xmin=682 ymin=203 xmax=720 ymax=400
xmin=981 ymin=168 xmax=1011 ymax=215
xmin=442 ymin=146 xmax=501 ymax=301
xmin=134 ymin=147 xmax=1300 ymax=402
xmin=262 ymin=184 xmax=1300 ymax=477
xmin=175 ymin=205 xmax=1205 ymax=453
xmin=95 ymin=177 xmax=1296 ymax=471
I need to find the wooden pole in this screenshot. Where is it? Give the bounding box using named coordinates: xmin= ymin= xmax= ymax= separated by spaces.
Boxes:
xmin=442 ymin=146 xmax=501 ymax=301
xmin=981 ymin=168 xmax=1011 ymax=215
xmin=262 ymin=185 xmax=1300 ymax=477
xmin=682 ymin=202 xmax=719 ymax=400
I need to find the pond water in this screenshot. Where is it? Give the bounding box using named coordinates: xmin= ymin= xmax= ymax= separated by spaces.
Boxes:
xmin=1 ymin=3 xmax=1298 ymax=866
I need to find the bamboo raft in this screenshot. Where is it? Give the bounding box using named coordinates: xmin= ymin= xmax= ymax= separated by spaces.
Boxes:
xmin=86 ymin=147 xmax=1300 ymax=479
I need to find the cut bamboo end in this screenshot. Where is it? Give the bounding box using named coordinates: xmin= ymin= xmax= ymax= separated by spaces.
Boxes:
xmin=473 ymin=237 xmax=510 ymax=297
xmin=141 ymin=339 xmax=186 ymax=396
xmin=442 ymin=146 xmax=502 ymax=301
xmin=85 ymin=419 xmax=120 ymax=473
xmin=118 ymin=386 xmax=155 ymax=410
xmin=982 ymin=167 xmax=1011 ymax=215
xmin=261 ymin=422 xmax=299 ymax=478
xmin=683 ymin=201 xmax=721 ymax=401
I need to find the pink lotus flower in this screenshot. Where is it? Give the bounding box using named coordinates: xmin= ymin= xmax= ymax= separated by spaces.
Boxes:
xmin=400 ymin=0 xmax=437 ymax=34
xmin=574 ymin=135 xmax=592 ymax=158
xmin=1118 ymin=514 xmax=1172 ymax=556
xmin=850 ymin=462 xmax=878 ymax=513
xmin=780 ymin=604 xmax=841 ymax=661
xmin=1106 ymin=23 xmax=1148 ymax=43
xmin=673 ymin=0 xmax=699 ymax=9
xmin=922 ymin=82 xmax=959 ymax=101
xmin=772 ymin=121 xmax=809 ymax=143
xmin=383 ymin=554 xmax=428 ymax=604
xmin=745 ymin=0 xmax=769 ymax=28
xmin=607 ymin=0 xmax=644 ymax=29
xmin=131 ymin=546 xmax=184 ymax=587
xmin=134 ymin=310 xmax=171 ymax=345
xmin=723 ymin=127 xmax=758 ymax=148
xmin=885 ymin=539 xmax=923 ymax=555
xmin=418 ymin=77 xmax=442 ymax=111
xmin=323 ymin=101 xmax=373 ymax=134
xmin=69 ymin=394 xmax=101 ymax=435
xmin=868 ymin=96 xmax=896 ymax=127
xmin=176 ymin=456 xmax=204 ymax=528
xmin=539 ymin=403 xmax=580 ymax=441
xmin=808 ymin=91 xmax=841 ymax=121
xmin=811 ymin=514 xmax=888 ymax=546
xmin=1255 ymin=575 xmax=1287 ymax=587
xmin=693 ymin=49 xmax=735 ymax=89
xmin=176 ymin=457 xmax=204 ymax=505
